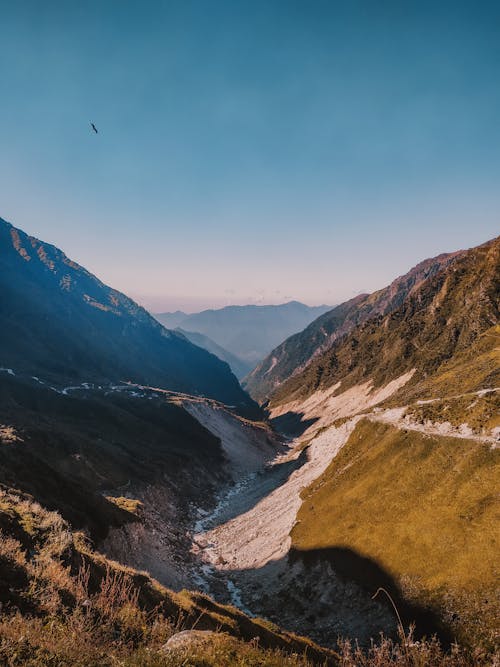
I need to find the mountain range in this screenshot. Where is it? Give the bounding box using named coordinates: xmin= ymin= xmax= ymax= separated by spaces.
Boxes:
xmin=154 ymin=301 xmax=332 ymax=373
xmin=0 ymin=214 xmax=498 ymax=665
xmin=251 ymin=237 xmax=498 ymax=413
xmin=244 ymin=249 xmax=465 ymax=402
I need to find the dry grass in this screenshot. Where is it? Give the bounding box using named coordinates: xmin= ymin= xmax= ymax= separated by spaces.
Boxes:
xmin=105 ymin=495 xmax=143 ymax=516
xmin=291 ymin=419 xmax=499 ymax=652
xmin=0 ymin=614 xmax=489 ymax=666
xmin=404 ymin=391 xmax=499 ymax=435
xmin=0 ymin=487 xmax=332 ymax=664
xmin=391 ymin=325 xmax=500 ymax=408
xmin=0 ymin=486 xmax=494 ymax=665
xmin=336 ymin=629 xmax=479 ymax=667
xmin=0 ymin=424 xmax=22 ymax=444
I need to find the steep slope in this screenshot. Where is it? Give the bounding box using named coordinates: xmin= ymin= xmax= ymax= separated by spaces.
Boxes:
xmin=0 ymin=368 xmax=281 ymax=591
xmin=0 ymin=486 xmax=335 ymax=666
xmin=176 ymin=327 xmax=253 ymax=379
xmin=291 ymin=419 xmax=499 ymax=651
xmin=156 ymin=301 xmax=332 ymax=366
xmin=269 ymin=236 xmax=499 ymax=416
xmin=256 ymin=237 xmax=498 ymax=651
xmin=0 ymin=216 xmax=257 ymax=415
xmin=245 ymin=250 xmax=464 ymax=403
xmin=0 ymin=373 xmax=226 ymax=543
xmin=189 ymin=237 xmax=499 ymax=655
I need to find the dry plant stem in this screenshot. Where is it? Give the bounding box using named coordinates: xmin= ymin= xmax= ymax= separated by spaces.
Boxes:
xmin=372 ymin=586 xmax=411 ymax=662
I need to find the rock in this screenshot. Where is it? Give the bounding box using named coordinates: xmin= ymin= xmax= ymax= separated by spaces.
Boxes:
xmin=160 ymin=629 xmax=221 ymax=654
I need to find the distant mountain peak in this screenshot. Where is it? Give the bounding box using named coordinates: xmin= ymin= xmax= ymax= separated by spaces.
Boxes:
xmin=154 ymin=301 xmax=333 ymax=369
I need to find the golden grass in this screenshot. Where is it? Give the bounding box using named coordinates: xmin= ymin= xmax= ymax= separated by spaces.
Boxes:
xmin=291 ymin=419 xmax=500 ymax=650
xmin=406 ymin=391 xmax=500 ymax=434
xmin=0 ymin=487 xmax=338 ymax=665
xmin=105 ymin=495 xmax=143 ymax=515
xmin=393 ymin=325 xmax=500 ymax=407
xmin=0 ymin=480 xmax=493 ymax=664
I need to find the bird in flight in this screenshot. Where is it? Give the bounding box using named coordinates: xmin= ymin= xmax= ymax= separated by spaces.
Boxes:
xmin=90 ymin=122 xmax=98 ymax=134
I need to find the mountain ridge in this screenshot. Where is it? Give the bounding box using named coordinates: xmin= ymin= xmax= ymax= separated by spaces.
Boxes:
xmin=0 ymin=216 xmax=257 ymax=415
xmin=155 ymin=300 xmax=332 ymax=367
xmin=268 ymin=235 xmax=499 ymax=411
xmin=244 ymin=246 xmax=469 ymax=403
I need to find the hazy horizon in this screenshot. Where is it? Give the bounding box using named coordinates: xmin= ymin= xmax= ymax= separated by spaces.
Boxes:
xmin=1 ymin=1 xmax=499 ymax=312
xmin=143 ymin=295 xmax=336 ymax=315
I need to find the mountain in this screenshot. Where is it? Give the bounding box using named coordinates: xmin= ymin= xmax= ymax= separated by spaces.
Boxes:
xmin=249 ymin=237 xmax=499 ymax=650
xmin=156 ymin=310 xmax=188 ymax=329
xmin=0 ymin=215 xmax=497 ymax=662
xmin=176 ymin=328 xmax=253 ymax=379
xmin=155 ymin=301 xmax=332 ymax=367
xmin=268 ymin=237 xmax=499 ymax=413
xmin=0 ymin=441 xmax=333 ymax=666
xmin=0 ymin=216 xmax=257 ymax=415
xmin=244 ymin=249 xmax=465 ymax=403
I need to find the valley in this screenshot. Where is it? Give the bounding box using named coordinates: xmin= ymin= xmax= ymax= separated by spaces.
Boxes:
xmin=0 ymin=217 xmax=498 ymax=665
xmin=185 ymin=381 xmax=499 ymax=650
xmin=3 ymin=3 xmax=500 ymax=663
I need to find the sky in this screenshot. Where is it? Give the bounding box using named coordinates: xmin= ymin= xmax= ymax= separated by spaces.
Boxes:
xmin=0 ymin=0 xmax=499 ymax=313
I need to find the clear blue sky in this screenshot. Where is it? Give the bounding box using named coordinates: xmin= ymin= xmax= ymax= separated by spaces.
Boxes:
xmin=1 ymin=0 xmax=499 ymax=312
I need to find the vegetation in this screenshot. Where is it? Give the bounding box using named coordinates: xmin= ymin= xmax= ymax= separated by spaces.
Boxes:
xmin=0 ymin=484 xmax=489 ymax=665
xmin=1 ymin=227 xmax=498 ymax=664
xmin=0 ymin=373 xmax=229 ymax=540
xmin=0 ymin=486 xmax=337 ymax=665
xmin=246 ymin=248 xmax=464 ymax=403
xmin=269 ymin=238 xmax=499 ymax=408
xmin=405 ymin=391 xmax=499 ymax=434
xmin=393 ymin=325 xmax=500 ymax=409
xmin=291 ymin=419 xmax=499 ymax=655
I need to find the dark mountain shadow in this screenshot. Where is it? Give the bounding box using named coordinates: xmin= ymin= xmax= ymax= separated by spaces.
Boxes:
xmin=220 ymin=546 xmax=453 ymax=650
xmin=269 ymin=410 xmax=319 ymax=437
xmin=185 ymin=591 xmax=337 ymax=665
xmin=289 ymin=546 xmax=453 ymax=646
xmin=0 ymin=374 xmax=228 ymax=541
xmin=0 ymin=216 xmax=258 ymax=418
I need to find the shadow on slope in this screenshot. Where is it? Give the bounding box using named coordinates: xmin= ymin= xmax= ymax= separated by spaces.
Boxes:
xmin=290 ymin=547 xmax=453 ymax=646
xmin=0 ymin=374 xmax=228 ymax=541
xmin=224 ymin=546 xmax=452 ymax=651
xmin=202 ymin=447 xmax=310 ymax=529
xmin=269 ymin=410 xmax=319 ymax=438
xmin=0 ymin=486 xmax=338 ymax=666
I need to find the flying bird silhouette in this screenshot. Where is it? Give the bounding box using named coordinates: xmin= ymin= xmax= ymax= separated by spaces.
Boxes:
xmin=90 ymin=122 xmax=98 ymax=134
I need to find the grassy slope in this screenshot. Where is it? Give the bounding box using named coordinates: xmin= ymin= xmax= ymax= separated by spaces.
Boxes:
xmin=0 ymin=486 xmax=487 ymax=665
xmin=245 ymin=251 xmax=463 ymax=403
xmin=0 ymin=486 xmax=335 ymax=666
xmin=269 ymin=237 xmax=499 ymax=409
xmin=291 ymin=419 xmax=499 ymax=651
xmin=395 ymin=324 xmax=500 ymax=404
